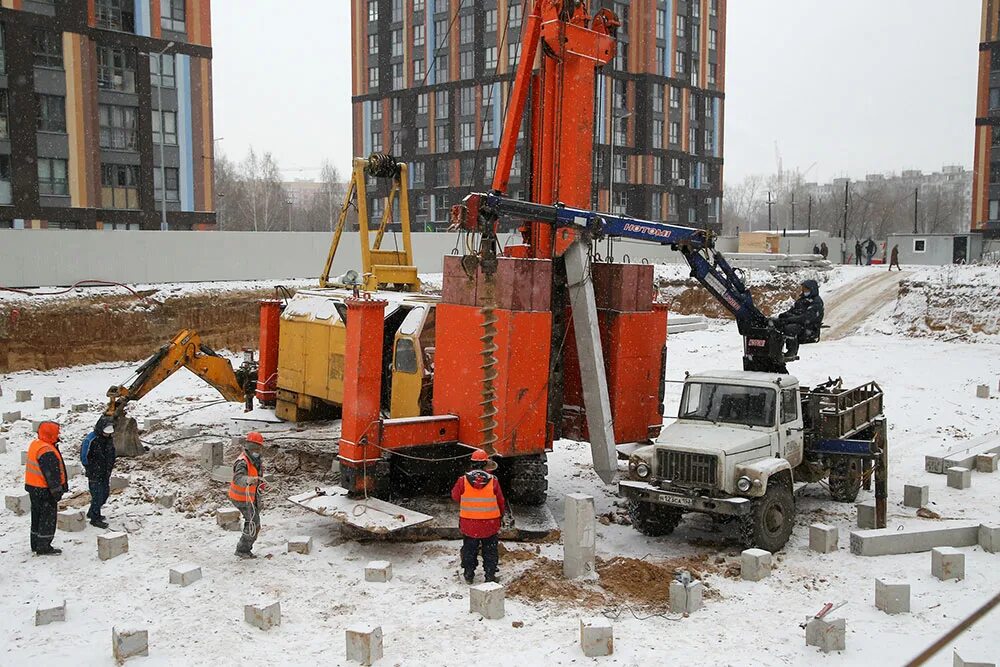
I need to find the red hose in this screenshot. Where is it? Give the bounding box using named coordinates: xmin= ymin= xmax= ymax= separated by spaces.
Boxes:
xmin=0 ymin=280 xmax=147 ymax=299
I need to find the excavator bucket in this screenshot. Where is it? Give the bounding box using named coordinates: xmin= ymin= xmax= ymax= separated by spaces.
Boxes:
xmin=112 ymin=415 xmax=144 ymax=457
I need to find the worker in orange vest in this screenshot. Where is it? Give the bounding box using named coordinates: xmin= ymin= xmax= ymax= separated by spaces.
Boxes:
xmin=451 ymin=449 xmax=507 ymax=584
xmin=229 ymin=431 xmax=266 ymax=559
xmin=24 ymin=421 xmax=69 ymax=555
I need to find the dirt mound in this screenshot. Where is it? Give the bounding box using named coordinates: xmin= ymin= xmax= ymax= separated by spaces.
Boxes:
xmin=506 ymin=557 xmax=607 ymax=607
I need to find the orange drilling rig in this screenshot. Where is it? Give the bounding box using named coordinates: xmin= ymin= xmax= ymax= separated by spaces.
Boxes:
xmin=290 ymin=1 xmax=669 ymax=532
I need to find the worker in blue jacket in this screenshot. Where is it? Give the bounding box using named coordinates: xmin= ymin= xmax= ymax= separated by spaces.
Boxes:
xmin=82 ymin=416 xmax=117 ymax=529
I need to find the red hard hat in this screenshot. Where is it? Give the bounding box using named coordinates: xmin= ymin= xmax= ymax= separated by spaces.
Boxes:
xmin=470 ymin=449 xmax=489 ymax=462
xmin=246 ymin=432 xmax=264 ymax=445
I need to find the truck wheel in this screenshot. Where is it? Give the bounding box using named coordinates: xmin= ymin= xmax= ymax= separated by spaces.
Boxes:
xmin=627 ymin=500 xmax=682 ymax=536
xmin=740 ymin=479 xmax=794 ymax=552
xmin=828 ymin=457 xmax=862 ymax=503
xmin=505 ymin=454 xmax=548 ymax=506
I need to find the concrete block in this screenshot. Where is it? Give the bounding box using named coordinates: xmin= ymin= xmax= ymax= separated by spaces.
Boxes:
xmin=287 ymin=536 xmax=313 ymax=555
xmin=112 ymin=627 xmax=149 ymax=662
xmin=805 ymin=616 xmax=846 ymax=653
xmin=15 ymin=390 xmax=32 ymax=402
xmin=978 ymin=524 xmax=1000 ymax=553
xmin=976 ymin=384 xmax=991 ymax=399
xmin=0 ymin=436 xmax=6 ymax=453
xmin=976 ymin=452 xmax=999 ymax=473
xmin=3 ymin=411 xmax=22 ymax=423
xmin=851 ymin=522 xmax=981 ymax=556
xmin=669 ymin=579 xmax=703 ymax=614
xmin=34 ymin=599 xmax=66 ymax=626
xmin=469 ymin=582 xmax=505 ymax=620
xmin=43 ymin=396 xmax=60 ymax=409
xmin=562 ymin=493 xmax=596 ymax=579
xmin=947 ymin=467 xmax=972 ymax=490
xmin=169 ymin=563 xmax=202 ymax=587
xmin=244 ymin=599 xmax=281 ymax=631
xmin=201 ymin=440 xmax=224 ymax=470
xmin=6 ymin=493 xmax=30 ymax=515
xmin=925 ymin=436 xmax=1000 ymax=474
xmin=809 ymin=523 xmax=838 ymax=553
xmin=875 ymin=579 xmax=910 ymax=614
xmin=741 ymin=548 xmax=772 ymax=581
xmin=365 ymin=560 xmax=392 ymax=582
xmin=931 ymin=547 xmax=965 ymax=581
xmin=856 ymin=501 xmax=877 ymax=529
xmin=954 ymin=651 xmax=997 ymax=667
xmin=903 ymin=484 xmax=929 ymax=508
xmin=65 ymin=462 xmax=83 ymax=477
xmin=179 ymin=427 xmax=200 ymax=439
xmin=216 ymin=508 xmax=241 ymax=530
xmin=110 ymin=476 xmax=129 ymax=491
xmin=31 ymin=420 xmax=43 ymax=433
xmin=345 ymin=624 xmax=383 ymax=665
xmin=142 ymin=418 xmax=162 ymax=431
xmin=155 ymin=493 xmax=176 ymax=508
xmin=579 ymin=617 xmax=613 ymax=657
xmin=71 ymin=403 xmax=89 ymax=413
xmin=97 ymin=531 xmax=129 ymax=561
xmin=57 ymin=509 xmax=86 ymax=532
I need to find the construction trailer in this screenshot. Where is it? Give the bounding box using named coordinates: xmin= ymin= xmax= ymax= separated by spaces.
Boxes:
xmin=885 ymin=232 xmax=984 ymax=265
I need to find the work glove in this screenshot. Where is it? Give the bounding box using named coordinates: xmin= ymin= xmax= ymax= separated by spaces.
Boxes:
xmin=501 ymin=511 xmax=514 ymax=529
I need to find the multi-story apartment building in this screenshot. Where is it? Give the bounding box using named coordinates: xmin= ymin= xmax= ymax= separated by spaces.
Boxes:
xmin=351 ymin=0 xmax=726 ymax=232
xmin=0 ymin=0 xmax=215 ymax=230
xmin=974 ymin=0 xmax=1000 ymax=237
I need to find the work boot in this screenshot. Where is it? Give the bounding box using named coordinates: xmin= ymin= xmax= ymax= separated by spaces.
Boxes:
xmin=90 ymin=518 xmax=109 ymax=529
xmin=485 ymin=572 xmax=499 ymax=584
xmin=236 ymin=550 xmax=257 ymax=560
xmin=36 ymin=546 xmax=62 ymax=556
xmin=463 ymin=570 xmax=475 ymax=585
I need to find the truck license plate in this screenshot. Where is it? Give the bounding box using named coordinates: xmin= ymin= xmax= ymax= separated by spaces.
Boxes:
xmin=662 ymin=495 xmax=694 ymax=507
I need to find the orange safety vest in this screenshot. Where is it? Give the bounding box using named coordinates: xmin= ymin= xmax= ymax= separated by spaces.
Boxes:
xmin=228 ymin=452 xmax=259 ymax=504
xmin=25 ymin=439 xmax=66 ymax=489
xmin=459 ymin=476 xmax=501 ymax=520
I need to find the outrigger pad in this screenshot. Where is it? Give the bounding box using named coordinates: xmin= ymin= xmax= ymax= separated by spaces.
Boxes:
xmin=288 ymin=486 xmax=434 ymax=534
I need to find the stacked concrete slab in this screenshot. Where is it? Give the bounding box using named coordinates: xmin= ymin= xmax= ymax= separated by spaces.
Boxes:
xmin=925 ymin=435 xmax=1000 ymax=474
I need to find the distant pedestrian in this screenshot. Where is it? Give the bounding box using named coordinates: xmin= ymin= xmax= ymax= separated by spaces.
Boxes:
xmin=889 ymin=244 xmax=901 ymax=271
xmin=81 ymin=416 xmax=117 ymax=529
xmin=230 ymin=432 xmax=266 ymax=559
xmin=812 ymin=244 xmax=820 ymax=256
xmin=819 ymin=241 xmax=829 ymax=259
xmin=854 ymin=240 xmax=863 ymax=266
xmin=24 ymin=421 xmax=68 ymax=556
xmin=452 ymin=449 xmax=507 ymax=584
xmin=865 ymin=238 xmax=877 ymax=265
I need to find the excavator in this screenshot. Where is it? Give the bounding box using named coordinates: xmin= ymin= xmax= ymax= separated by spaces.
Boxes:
xmin=105 ymin=329 xmax=257 ymax=456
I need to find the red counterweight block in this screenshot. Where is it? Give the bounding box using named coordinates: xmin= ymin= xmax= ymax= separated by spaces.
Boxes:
xmin=562 ymin=263 xmax=667 ymax=444
xmin=434 ymin=256 xmax=553 ymax=457
xmin=255 ymin=300 xmax=283 ymax=405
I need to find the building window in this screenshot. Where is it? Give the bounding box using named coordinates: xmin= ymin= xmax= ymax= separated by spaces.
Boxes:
xmin=371 ymin=129 xmax=382 ymax=151
xmin=434 ymin=53 xmax=448 ymax=83
xmin=708 ymin=63 xmax=717 ymax=86
xmin=612 ymin=78 xmax=626 ymax=110
xmin=676 ymin=51 xmax=686 ymax=74
xmin=436 ymin=159 xmax=450 ymax=187
xmin=614 ymin=190 xmax=627 ymax=215
xmin=991 ymin=88 xmax=1000 ymax=110
xmin=710 ymin=0 xmax=718 ymax=16
xmin=689 ymin=128 xmax=697 ymax=154
xmin=154 ymin=167 xmax=180 ymax=202
xmin=508 ymin=43 xmax=521 ymax=68
xmin=368 ymin=33 xmax=378 ymax=56
xmin=0 ymin=155 xmax=11 ymax=205
xmin=709 ymin=29 xmax=717 ymax=50
xmin=97 ymin=46 xmax=137 ymax=92
xmin=435 ymin=90 xmax=449 ymax=118
xmin=656 ymin=9 xmax=666 ymax=39
xmin=412 ymin=162 xmax=425 ymax=185
xmin=368 ymin=0 xmax=378 ymax=22
xmin=96 ymin=0 xmax=135 ymax=32
xmin=414 ymin=23 xmax=425 ymax=48
xmin=460 ymin=51 xmax=474 ymax=79
xmin=392 ymin=129 xmax=402 ymax=154
xmin=993 ymin=126 xmax=1000 ymax=147
xmin=613 ymin=41 xmax=628 ymax=70
xmin=652 ymin=119 xmax=663 ymax=149
xmin=392 ymin=0 xmax=403 ymax=22
xmin=652 ymin=156 xmax=662 ymax=186
xmin=0 ymin=24 xmax=5 ymax=75
xmin=99 ymin=104 xmax=139 ymax=151
xmin=392 ymin=29 xmax=403 ymax=57
xmin=656 ymin=46 xmax=665 ymax=73
xmin=486 ymin=9 xmax=497 ymax=32
xmin=414 ymin=58 xmax=425 ymax=81
xmin=161 ymin=0 xmax=185 ymax=32
xmin=150 ymin=53 xmax=176 ymax=88
xmin=37 ymin=158 xmax=69 ymax=196
xmin=37 ymin=94 xmax=66 ymax=133
xmin=152 ymin=109 xmax=177 ymax=145
xmin=101 ymin=163 xmax=140 ymax=209
xmin=436 ymin=124 xmax=450 ymax=152
xmin=705 ymin=129 xmax=714 ymax=154
xmin=990 ymin=162 xmax=1000 ymax=184
xmin=417 ymin=93 xmax=429 ymax=115
xmin=460 ymin=122 xmax=475 ymax=150
xmin=651 ymin=191 xmax=661 ymax=219
xmin=705 ymin=97 xmax=714 ymax=117
xmin=913 ymin=238 xmax=927 ymax=253
xmin=671 ymin=158 xmax=680 ymax=181
xmin=676 ymin=15 xmax=686 ymax=38
xmin=481 ymin=83 xmax=494 ymax=111
xmin=670 ymin=87 xmax=680 ymax=108
xmin=509 ymin=2 xmax=522 ymax=29
xmin=690 ymin=59 xmax=699 ymax=86
xmin=370 ymin=99 xmax=382 ymax=121
xmin=460 ymin=14 xmax=474 ymax=44
xmin=0 ymin=90 xmax=7 ymax=140
xmin=417 ymin=126 xmax=429 ymax=149
xmin=613 ymin=153 xmax=626 ymax=183
xmin=414 ymin=0 xmax=425 ymax=10
xmin=485 ymin=47 xmax=497 ymax=74
xmin=460 ymin=86 xmax=475 ymax=116
xmin=482 ymin=117 xmax=494 ymax=144
xmin=691 ymin=25 xmax=700 ymax=50
xmin=692 ymin=1 xmax=700 ymax=18
xmin=393 ymin=62 xmax=404 ymax=89
xmin=460 ymin=157 xmax=474 ymax=184
xmin=669 ymin=122 xmax=679 ymax=145
xmin=511 ymin=153 xmax=521 ymax=178
xmin=33 ymin=29 xmax=63 ymax=68
xmin=369 ymin=66 xmax=379 ymax=89
xmin=614 ymin=116 xmax=626 ymax=146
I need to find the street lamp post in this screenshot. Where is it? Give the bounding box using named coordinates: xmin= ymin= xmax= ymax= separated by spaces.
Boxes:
xmin=609 ymin=109 xmax=632 ymax=214
xmin=148 ymin=41 xmax=174 ymax=231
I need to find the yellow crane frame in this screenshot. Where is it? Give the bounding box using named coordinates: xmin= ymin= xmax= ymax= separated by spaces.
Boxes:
xmin=319 ymin=155 xmax=420 ymax=292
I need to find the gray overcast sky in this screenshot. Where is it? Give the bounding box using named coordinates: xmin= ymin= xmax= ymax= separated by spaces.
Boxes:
xmin=212 ymin=0 xmax=981 ymax=185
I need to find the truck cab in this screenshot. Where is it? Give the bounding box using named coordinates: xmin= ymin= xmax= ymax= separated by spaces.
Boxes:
xmin=621 ymin=370 xmax=803 ymax=552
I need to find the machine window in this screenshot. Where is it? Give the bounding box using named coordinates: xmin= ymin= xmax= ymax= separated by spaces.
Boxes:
xmin=781 ymin=388 xmax=798 ymax=424
xmin=394 ymin=338 xmax=418 ymax=373
xmin=680 ymin=382 xmax=776 ymax=428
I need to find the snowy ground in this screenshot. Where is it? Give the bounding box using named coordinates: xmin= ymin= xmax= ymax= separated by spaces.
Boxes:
xmin=2 ymin=275 xmax=1000 ymax=665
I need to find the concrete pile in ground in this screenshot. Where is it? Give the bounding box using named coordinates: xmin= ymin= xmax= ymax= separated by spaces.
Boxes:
xmin=579 ymin=618 xmax=613 ymax=657
xmin=563 ymin=493 xmax=596 ymax=579
xmin=345 ymin=624 xmax=383 ymax=665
